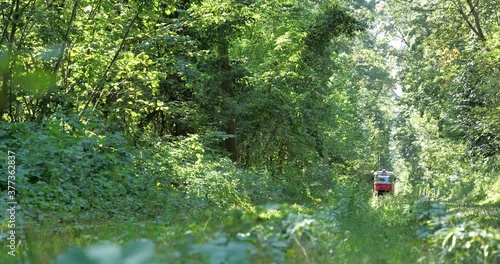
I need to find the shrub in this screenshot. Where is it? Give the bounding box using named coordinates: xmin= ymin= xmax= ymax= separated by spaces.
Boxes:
xmin=416 ymin=200 xmax=500 ymax=263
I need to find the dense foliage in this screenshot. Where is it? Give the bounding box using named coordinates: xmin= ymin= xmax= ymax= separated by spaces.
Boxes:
xmin=0 ymin=0 xmax=498 ymax=263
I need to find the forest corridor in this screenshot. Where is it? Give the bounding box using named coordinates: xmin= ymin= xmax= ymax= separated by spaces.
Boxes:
xmin=0 ymin=0 xmax=499 ymax=263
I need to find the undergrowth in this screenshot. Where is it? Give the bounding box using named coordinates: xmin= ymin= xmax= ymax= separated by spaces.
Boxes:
xmin=1 ymin=112 xmax=499 ymax=263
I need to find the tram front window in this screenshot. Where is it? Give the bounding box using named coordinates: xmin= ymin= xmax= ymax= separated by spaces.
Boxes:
xmin=377 ymin=176 xmax=390 ymax=183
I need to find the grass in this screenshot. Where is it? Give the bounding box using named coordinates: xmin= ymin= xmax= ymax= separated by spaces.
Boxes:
xmin=1 ymin=193 xmax=499 ymax=264
xmin=308 ymin=195 xmax=423 ymax=264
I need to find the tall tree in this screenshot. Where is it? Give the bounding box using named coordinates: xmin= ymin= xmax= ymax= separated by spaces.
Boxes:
xmin=381 ymin=0 xmax=499 ymax=194
xmin=189 ymin=0 xmax=255 ymax=161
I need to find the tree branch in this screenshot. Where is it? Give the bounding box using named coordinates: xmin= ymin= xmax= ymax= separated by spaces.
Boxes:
xmin=465 ymin=0 xmax=485 ymax=41
xmin=83 ymin=11 xmax=140 ymax=112
xmin=53 ymin=0 xmax=79 ymax=73
xmin=1 ymin=0 xmax=15 ymax=42
xmin=450 ymin=0 xmax=484 ymax=41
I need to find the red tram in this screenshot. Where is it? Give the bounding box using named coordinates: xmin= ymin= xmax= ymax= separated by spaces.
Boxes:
xmin=373 ymin=169 xmax=395 ymax=195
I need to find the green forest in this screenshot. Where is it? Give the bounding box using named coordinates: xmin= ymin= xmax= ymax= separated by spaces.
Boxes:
xmin=0 ymin=0 xmax=499 ymax=263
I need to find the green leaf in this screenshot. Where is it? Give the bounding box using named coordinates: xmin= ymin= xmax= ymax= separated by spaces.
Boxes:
xmin=13 ymin=70 xmax=55 ymax=97
xmin=122 ymin=239 xmax=156 ymax=264
xmin=84 ymin=242 xmax=122 ymax=262
xmin=55 ymin=247 xmax=93 ymax=264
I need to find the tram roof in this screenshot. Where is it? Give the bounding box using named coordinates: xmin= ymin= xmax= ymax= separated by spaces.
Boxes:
xmin=374 ymin=170 xmax=394 ymax=176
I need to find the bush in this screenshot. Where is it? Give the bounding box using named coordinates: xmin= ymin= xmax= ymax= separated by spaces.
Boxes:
xmin=416 ymin=199 xmax=500 ymax=263
xmin=0 ymin=111 xmax=256 ymax=224
xmin=0 ymin=112 xmax=135 ymax=222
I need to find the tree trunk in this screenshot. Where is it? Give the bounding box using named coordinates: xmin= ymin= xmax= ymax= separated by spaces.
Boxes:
xmin=323 ymin=148 xmax=330 ymax=190
xmin=224 ymin=118 xmax=238 ymax=162
xmin=0 ymin=70 xmax=11 ymax=120
xmin=0 ymin=0 xmax=20 ymax=121
xmin=219 ymin=39 xmax=238 ymax=162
